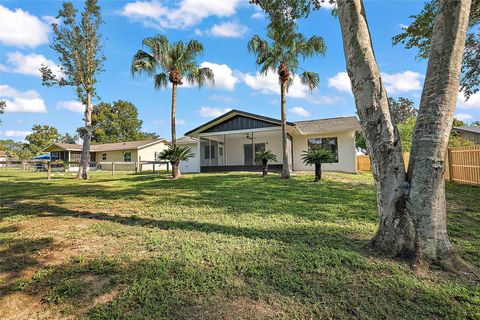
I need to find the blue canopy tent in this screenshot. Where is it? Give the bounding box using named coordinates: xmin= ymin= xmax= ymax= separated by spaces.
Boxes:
xmin=31 ymin=154 xmax=50 ymax=160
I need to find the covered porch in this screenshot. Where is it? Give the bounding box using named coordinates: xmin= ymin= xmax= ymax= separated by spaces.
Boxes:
xmin=197 ymin=128 xmax=292 ymax=173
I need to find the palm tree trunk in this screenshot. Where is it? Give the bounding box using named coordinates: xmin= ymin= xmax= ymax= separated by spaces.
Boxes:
xmin=314 ymin=163 xmax=321 ymax=182
xmin=171 ymin=83 xmax=177 ymax=146
xmin=77 ymin=91 xmax=92 ymax=179
xmin=262 ymin=159 xmax=268 ymax=177
xmin=280 ymin=80 xmax=290 ymax=179
xmin=171 ymin=161 xmax=180 ymax=179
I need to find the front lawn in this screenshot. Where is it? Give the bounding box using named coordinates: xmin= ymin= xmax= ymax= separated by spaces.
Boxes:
xmin=0 ymin=170 xmax=478 ymax=319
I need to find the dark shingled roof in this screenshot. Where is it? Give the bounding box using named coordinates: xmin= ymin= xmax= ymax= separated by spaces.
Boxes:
xmin=43 ymin=139 xmax=165 ymax=152
xmin=294 ymin=116 xmax=361 ymax=134
xmin=454 ymin=125 xmax=480 ymax=134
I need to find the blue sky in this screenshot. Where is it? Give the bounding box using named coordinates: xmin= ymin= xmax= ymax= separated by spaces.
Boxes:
xmin=1 ymin=0 xmax=479 ymax=142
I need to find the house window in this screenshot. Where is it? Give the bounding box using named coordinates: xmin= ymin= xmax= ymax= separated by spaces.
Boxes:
xmin=204 ymin=145 xmax=210 ymax=159
xmin=308 ymin=137 xmax=339 ymax=163
xmin=123 ymin=152 xmax=132 ymax=162
xmin=219 ymin=146 xmax=223 ymax=157
xmin=102 ymin=153 xmax=107 ymax=161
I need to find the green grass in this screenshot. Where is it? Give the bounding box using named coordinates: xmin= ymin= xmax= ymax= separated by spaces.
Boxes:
xmin=0 ymin=170 xmax=479 ymax=319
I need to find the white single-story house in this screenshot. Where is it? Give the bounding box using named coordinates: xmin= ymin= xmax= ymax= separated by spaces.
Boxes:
xmin=43 ymin=139 xmax=168 ymax=171
xmin=178 ymin=109 xmax=361 ymax=174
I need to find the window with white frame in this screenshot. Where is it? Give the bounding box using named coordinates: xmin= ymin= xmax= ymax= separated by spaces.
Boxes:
xmin=307 ymin=137 xmax=339 ymax=163
xmin=102 ymin=153 xmax=107 ymax=161
xmin=123 ymin=152 xmax=132 ymax=162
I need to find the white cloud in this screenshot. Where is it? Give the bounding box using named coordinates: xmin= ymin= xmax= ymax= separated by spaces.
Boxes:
xmin=240 ymin=72 xmax=310 ymax=98
xmin=306 ymin=95 xmax=343 ymax=105
xmin=328 ymin=72 xmax=351 ymax=93
xmin=4 ymin=130 xmax=32 ymax=138
xmin=57 ymin=100 xmax=84 ymax=113
xmin=320 ymin=1 xmax=336 ymax=9
xmin=457 ymin=91 xmax=480 ymax=109
xmin=0 ymin=5 xmax=49 ymax=48
xmin=289 ymin=107 xmax=310 ymax=117
xmin=118 ymin=0 xmax=243 ymax=29
xmin=200 ymin=62 xmax=239 ymax=90
xmin=328 ymin=70 xmax=423 ymax=94
xmin=176 ymin=119 xmax=186 ymax=125
xmin=381 ymin=71 xmax=423 ymax=93
xmin=208 ymin=94 xmax=236 ymax=103
xmin=198 ymin=106 xmax=232 ymax=118
xmin=2 ymin=51 xmax=62 ymax=77
xmin=209 ymin=21 xmax=248 ymax=38
xmin=455 ymin=113 xmax=473 ymax=121
xmin=251 ymin=12 xmax=264 ymax=19
xmin=0 ymin=84 xmax=47 ymax=113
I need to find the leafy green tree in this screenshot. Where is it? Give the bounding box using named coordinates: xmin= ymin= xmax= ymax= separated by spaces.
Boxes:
xmin=397 ymin=117 xmax=416 ymax=152
xmin=159 ymin=144 xmax=194 ymax=179
xmin=90 ymin=100 xmax=157 ymax=144
xmin=254 ymin=150 xmax=278 ymax=176
xmin=41 ymin=0 xmax=105 ymax=179
xmin=392 ymin=0 xmax=479 ymax=99
xmin=301 ymin=148 xmax=334 ymax=182
xmin=248 ymin=19 xmax=326 ymax=179
xmin=57 ymin=133 xmax=78 ymax=144
xmin=388 ymin=97 xmax=418 ymax=124
xmin=0 ymin=100 xmax=5 ymax=125
xmin=0 ymin=139 xmax=32 ymax=159
xmin=25 ymin=125 xmax=59 ymax=155
xmin=131 ymin=35 xmax=214 ymax=156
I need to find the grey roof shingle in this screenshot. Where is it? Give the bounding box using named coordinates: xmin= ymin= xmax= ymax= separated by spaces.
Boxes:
xmin=175 ymin=136 xmax=198 ymax=144
xmin=454 ymin=125 xmax=480 ymax=134
xmin=44 ymin=139 xmax=165 ymax=152
xmin=294 ymin=116 xmax=361 ymax=134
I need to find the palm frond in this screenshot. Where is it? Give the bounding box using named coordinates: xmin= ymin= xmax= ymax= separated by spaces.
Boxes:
xmin=254 ymin=150 xmax=277 ymax=162
xmin=300 ymin=71 xmax=319 ymax=92
xmin=154 ymin=72 xmax=169 ymax=89
xmin=301 ymin=36 xmax=327 ymax=58
xmin=159 ymin=144 xmax=195 ymax=162
xmin=131 ymin=50 xmax=156 ymax=77
xmin=185 ymin=67 xmax=214 ymax=88
xmin=301 ymin=148 xmax=334 ymax=165
xmin=186 ymin=39 xmax=204 ymax=55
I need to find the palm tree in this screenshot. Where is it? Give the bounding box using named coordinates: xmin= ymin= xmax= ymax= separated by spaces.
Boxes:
xmin=248 ymin=20 xmax=326 ymax=179
xmin=254 ymin=150 xmax=278 ymax=177
xmin=131 ymin=35 xmax=214 ymax=178
xmin=159 ymin=144 xmax=195 ymax=180
xmin=301 ymin=148 xmax=334 ymax=182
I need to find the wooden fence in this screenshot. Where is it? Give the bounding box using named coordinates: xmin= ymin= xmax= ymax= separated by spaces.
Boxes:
xmin=356 ymin=145 xmax=480 ymax=186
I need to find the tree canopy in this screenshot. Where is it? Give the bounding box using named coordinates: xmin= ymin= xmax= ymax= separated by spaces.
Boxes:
xmin=89 ymin=100 xmax=157 ymax=144
xmin=25 ymin=125 xmax=59 ymax=156
xmin=392 ymin=0 xmax=480 ymax=99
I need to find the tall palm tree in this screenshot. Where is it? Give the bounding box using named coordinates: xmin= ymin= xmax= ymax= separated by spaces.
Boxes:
xmin=248 ymin=20 xmax=326 ymax=179
xmin=301 ymin=148 xmax=334 ymax=182
xmin=131 ymin=35 xmax=214 ymax=178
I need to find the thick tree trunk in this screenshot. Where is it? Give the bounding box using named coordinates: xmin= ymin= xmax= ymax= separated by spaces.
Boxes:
xmin=77 ymin=92 xmax=92 ymax=180
xmin=314 ymin=163 xmax=321 ymax=182
xmin=171 ymin=83 xmax=177 ymax=146
xmin=406 ymin=0 xmax=472 ymax=274
xmin=337 ymin=0 xmax=475 ymax=275
xmin=262 ymin=159 xmax=268 ymax=177
xmin=171 ymin=161 xmax=180 ymax=179
xmin=280 ymin=80 xmax=290 ymax=179
xmin=337 ymin=0 xmax=414 ymax=258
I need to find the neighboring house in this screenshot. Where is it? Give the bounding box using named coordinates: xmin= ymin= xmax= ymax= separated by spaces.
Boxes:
xmin=43 ymin=139 xmax=168 ymax=171
xmin=179 ymin=109 xmax=361 ymax=174
xmin=452 ymin=125 xmax=480 ymax=144
xmin=0 ymin=150 xmax=6 ymax=167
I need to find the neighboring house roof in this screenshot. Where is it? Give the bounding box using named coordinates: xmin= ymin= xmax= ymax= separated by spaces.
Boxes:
xmin=176 ymin=136 xmax=198 ymax=144
xmin=43 ymin=139 xmax=166 ymax=152
xmin=453 ymin=125 xmax=480 ymax=134
xmin=294 ymin=116 xmax=362 ymax=134
xmin=185 ymin=109 xmax=360 ymax=136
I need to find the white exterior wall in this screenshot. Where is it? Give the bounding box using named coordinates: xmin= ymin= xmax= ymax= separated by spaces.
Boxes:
xmin=292 ymin=131 xmax=357 ymax=173
xmin=179 ymin=143 xmax=200 ymax=173
xmin=223 ymin=130 xmax=283 ymax=165
xmin=137 ymin=142 xmax=169 ymax=171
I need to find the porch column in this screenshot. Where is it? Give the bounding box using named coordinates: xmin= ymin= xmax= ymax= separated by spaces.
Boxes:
xmin=224 ymin=134 xmax=227 ymax=165
xmin=197 ymin=137 xmax=201 ymax=172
